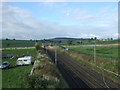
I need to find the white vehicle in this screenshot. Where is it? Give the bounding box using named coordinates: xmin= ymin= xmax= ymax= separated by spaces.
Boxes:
xmin=16 ymin=56 xmax=32 ymax=65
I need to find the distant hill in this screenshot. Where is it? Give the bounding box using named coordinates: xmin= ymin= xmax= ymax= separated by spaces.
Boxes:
xmin=54 ymin=37 xmax=90 ymax=40
xmin=41 ymin=37 xmax=90 ymax=43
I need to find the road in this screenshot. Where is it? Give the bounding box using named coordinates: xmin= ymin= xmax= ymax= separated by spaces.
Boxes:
xmin=47 ymin=47 xmax=119 ymax=88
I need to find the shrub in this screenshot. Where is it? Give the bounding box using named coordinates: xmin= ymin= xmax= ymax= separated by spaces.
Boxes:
xmin=35 ymin=43 xmax=42 ymax=51
xmin=23 ymin=74 xmax=60 ymax=88
xmin=23 ymin=75 xmax=48 ymax=88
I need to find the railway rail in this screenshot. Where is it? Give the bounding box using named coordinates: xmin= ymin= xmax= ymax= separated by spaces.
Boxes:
xmin=47 ymin=48 xmax=119 ymax=88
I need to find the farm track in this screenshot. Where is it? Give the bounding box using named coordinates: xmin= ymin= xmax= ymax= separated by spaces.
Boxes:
xmin=47 ymin=48 xmax=119 ymax=88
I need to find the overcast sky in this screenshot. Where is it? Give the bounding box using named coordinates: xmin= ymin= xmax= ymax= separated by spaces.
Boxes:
xmin=1 ymin=2 xmax=118 ymax=40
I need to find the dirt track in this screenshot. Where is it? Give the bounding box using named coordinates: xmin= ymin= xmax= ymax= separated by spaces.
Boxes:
xmin=47 ymin=48 xmax=119 ymax=88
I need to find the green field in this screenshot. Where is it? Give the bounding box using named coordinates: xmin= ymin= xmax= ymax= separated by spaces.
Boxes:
xmin=2 ymin=40 xmax=36 ymax=48
xmin=75 ymin=39 xmax=118 ymax=45
xmin=2 ymin=39 xmax=119 ymax=48
xmin=64 ymin=45 xmax=119 ymax=58
xmin=60 ymin=39 xmax=119 ymax=46
xmin=3 ymin=48 xmax=36 ymax=56
xmin=2 ymin=48 xmax=36 ymax=88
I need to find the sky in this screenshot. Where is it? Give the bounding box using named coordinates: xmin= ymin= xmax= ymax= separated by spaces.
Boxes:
xmin=1 ymin=2 xmax=119 ymax=40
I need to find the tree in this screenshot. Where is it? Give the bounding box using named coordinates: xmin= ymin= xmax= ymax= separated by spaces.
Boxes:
xmin=67 ymin=40 xmax=73 ymax=45
xmin=77 ymin=41 xmax=80 ymax=45
xmin=91 ymin=38 xmax=94 ymax=40
xmin=6 ymin=38 xmax=9 ymax=40
xmin=111 ymin=38 xmax=113 ymax=40
xmin=36 ymin=40 xmax=38 ymax=42
xmin=80 ymin=41 xmax=83 ymax=45
xmin=94 ymin=37 xmax=97 ymax=40
xmin=35 ymin=43 xmax=42 ymax=51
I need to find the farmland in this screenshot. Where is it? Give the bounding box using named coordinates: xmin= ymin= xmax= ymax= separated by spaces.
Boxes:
xmin=64 ymin=44 xmax=119 ymax=58
xmin=2 ymin=40 xmax=36 ymax=48
xmin=3 ymin=48 xmax=36 ymax=56
xmin=2 ymin=48 xmax=36 ymax=88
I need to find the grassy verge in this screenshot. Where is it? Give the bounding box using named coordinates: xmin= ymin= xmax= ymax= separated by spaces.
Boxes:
xmin=2 ymin=48 xmax=36 ymax=88
xmin=24 ymin=47 xmax=69 ymax=88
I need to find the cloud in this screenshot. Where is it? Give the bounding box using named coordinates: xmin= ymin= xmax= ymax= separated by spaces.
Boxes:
xmin=63 ymin=5 xmax=117 ymax=25
xmin=112 ymin=33 xmax=120 ymax=38
xmin=41 ymin=2 xmax=57 ymax=7
xmin=80 ymin=33 xmax=101 ymax=38
xmin=2 ymin=2 xmax=118 ymax=40
xmin=2 ymin=3 xmax=67 ymax=39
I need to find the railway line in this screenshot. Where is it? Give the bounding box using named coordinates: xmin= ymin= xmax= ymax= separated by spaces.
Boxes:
xmin=47 ymin=47 xmax=119 ymax=88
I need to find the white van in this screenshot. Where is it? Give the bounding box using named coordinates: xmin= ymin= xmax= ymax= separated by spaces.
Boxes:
xmin=16 ymin=56 xmax=32 ymax=65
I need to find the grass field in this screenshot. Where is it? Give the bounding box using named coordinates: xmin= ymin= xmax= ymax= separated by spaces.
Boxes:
xmin=3 ymin=48 xmax=36 ymax=56
xmin=2 ymin=64 xmax=32 ymax=88
xmin=2 ymin=48 xmax=36 ymax=88
xmin=2 ymin=40 xmax=36 ymax=48
xmin=60 ymin=39 xmax=119 ymax=46
xmin=64 ymin=45 xmax=119 ymax=58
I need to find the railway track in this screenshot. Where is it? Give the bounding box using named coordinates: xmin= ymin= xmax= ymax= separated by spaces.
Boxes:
xmin=47 ymin=48 xmax=119 ymax=88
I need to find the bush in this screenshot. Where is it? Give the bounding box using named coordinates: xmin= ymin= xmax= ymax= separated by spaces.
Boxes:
xmin=35 ymin=43 xmax=42 ymax=51
xmin=23 ymin=74 xmax=60 ymax=88
xmin=23 ymin=75 xmax=48 ymax=88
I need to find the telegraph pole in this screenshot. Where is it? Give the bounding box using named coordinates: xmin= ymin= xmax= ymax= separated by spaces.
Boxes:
xmin=54 ymin=42 xmax=57 ymax=65
xmin=94 ymin=40 xmax=96 ymax=65
xmin=55 ymin=48 xmax=57 ymax=65
xmin=45 ymin=46 xmax=47 ymax=53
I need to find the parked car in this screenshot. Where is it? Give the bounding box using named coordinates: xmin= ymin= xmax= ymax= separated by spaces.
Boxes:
xmin=0 ymin=62 xmax=10 ymax=69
